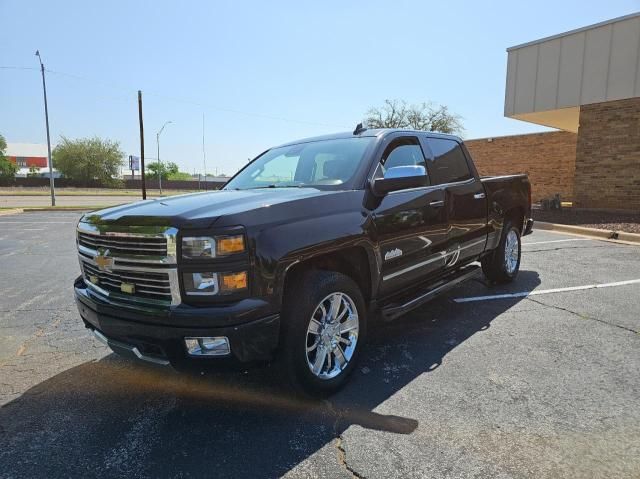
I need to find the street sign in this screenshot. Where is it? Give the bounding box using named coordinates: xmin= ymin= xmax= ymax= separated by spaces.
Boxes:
xmin=129 ymin=155 xmax=140 ymax=171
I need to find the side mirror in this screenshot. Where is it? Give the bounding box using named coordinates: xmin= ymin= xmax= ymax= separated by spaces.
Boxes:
xmin=371 ymin=165 xmax=428 ymax=196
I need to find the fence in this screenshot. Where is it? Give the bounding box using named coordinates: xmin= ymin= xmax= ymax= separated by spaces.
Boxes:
xmin=2 ymin=177 xmax=226 ymax=190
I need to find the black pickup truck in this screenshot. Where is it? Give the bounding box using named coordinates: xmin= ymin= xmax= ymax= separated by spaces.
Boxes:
xmin=74 ymin=127 xmax=532 ymax=394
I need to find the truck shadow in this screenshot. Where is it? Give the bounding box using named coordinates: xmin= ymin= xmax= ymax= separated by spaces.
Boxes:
xmin=0 ymin=271 xmax=540 ymax=478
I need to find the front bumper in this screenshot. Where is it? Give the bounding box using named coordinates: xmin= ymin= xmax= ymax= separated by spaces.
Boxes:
xmin=74 ymin=276 xmax=280 ymax=368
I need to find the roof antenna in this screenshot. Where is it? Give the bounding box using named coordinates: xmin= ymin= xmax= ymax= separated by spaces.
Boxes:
xmin=353 ymin=122 xmax=367 ymax=135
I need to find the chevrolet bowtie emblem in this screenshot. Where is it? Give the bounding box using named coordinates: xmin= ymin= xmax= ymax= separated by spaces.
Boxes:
xmin=94 ymin=254 xmax=114 ymax=271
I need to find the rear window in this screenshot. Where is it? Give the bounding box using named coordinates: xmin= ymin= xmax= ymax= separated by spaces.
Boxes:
xmin=427 ymin=138 xmax=472 ymax=185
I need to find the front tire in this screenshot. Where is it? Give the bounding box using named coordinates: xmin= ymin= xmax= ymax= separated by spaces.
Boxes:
xmin=281 ymin=270 xmax=366 ymax=396
xmin=481 ymin=221 xmax=521 ymax=283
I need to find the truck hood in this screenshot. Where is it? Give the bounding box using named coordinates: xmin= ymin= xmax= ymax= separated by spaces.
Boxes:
xmin=80 ymin=188 xmax=336 ymax=229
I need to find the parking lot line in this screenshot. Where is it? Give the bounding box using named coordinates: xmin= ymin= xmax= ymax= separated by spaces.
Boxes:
xmin=522 ymin=238 xmax=592 ymax=246
xmin=453 ymin=278 xmax=640 ymax=303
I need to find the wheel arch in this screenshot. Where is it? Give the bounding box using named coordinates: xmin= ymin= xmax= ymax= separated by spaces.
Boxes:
xmin=282 ymin=246 xmax=375 ymax=306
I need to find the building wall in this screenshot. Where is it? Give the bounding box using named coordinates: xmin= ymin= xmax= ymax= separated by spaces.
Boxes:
xmin=465 ymin=131 xmax=577 ymax=203
xmin=7 ymin=156 xmax=48 ymax=168
xmin=574 ymin=97 xmax=640 ymax=210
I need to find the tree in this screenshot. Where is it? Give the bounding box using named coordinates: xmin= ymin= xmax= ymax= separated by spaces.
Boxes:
xmin=146 ymin=161 xmax=179 ymax=180
xmin=27 ymin=165 xmax=40 ymax=177
xmin=52 ymin=136 xmax=124 ymax=186
xmin=364 ymin=99 xmax=464 ymax=134
xmin=0 ymin=134 xmax=18 ymax=182
xmin=145 ymin=161 xmax=192 ymax=181
xmin=168 ymin=171 xmax=194 ymax=181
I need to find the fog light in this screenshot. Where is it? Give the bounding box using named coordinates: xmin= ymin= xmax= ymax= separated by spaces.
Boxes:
xmin=184 ymin=337 xmax=230 ymax=356
xmin=220 ymin=271 xmax=248 ymax=293
xmin=183 ymin=272 xmax=219 ymax=296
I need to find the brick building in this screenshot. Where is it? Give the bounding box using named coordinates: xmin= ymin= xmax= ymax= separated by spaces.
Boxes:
xmin=469 ymin=13 xmax=640 ymax=211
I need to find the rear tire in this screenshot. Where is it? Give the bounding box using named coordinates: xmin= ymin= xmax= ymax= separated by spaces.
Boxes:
xmin=481 ymin=221 xmax=521 ymax=283
xmin=280 ymin=270 xmax=366 ymax=396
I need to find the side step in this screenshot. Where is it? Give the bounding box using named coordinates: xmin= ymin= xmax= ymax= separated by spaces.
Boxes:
xmin=381 ymin=265 xmax=481 ymax=321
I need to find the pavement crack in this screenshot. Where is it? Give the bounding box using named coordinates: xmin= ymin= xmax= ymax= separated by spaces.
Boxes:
xmin=526 ymin=297 xmax=639 ymax=334
xmin=335 ymin=436 xmax=366 ymax=479
xmin=523 ymin=245 xmax=611 ymax=253
xmin=324 ymin=400 xmax=367 ymax=479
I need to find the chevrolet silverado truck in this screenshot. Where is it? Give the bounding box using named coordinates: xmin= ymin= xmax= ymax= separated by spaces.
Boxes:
xmin=74 ymin=126 xmax=532 ymax=394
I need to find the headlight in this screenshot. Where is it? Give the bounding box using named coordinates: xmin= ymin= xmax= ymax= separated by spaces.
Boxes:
xmin=182 ymin=234 xmax=245 ymax=259
xmin=183 ymin=271 xmax=248 ymax=296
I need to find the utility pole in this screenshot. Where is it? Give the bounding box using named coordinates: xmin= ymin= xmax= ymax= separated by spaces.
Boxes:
xmin=156 ymin=121 xmax=172 ymax=196
xmin=138 ymin=90 xmax=146 ymax=200
xmin=157 ymin=132 xmax=162 ymax=195
xmin=35 ymin=51 xmax=55 ymax=206
xmin=202 ymin=113 xmax=207 ymax=191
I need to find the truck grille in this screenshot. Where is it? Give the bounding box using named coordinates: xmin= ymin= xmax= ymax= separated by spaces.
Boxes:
xmin=78 ymin=231 xmax=167 ymax=256
xmin=81 ymin=260 xmax=172 ymax=301
xmin=77 ymin=223 xmax=179 ymax=306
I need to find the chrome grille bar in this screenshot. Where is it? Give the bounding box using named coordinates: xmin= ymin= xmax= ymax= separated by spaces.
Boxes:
xmin=77 ymin=222 xmax=180 ymax=306
xmin=78 ymin=232 xmax=167 ymax=255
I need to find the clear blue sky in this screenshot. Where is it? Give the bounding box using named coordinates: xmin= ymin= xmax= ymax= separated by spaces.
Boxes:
xmin=1 ymin=1 xmax=638 ymax=175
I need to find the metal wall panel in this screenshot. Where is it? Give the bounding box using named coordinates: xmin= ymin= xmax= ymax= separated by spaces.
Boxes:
xmin=581 ymin=25 xmax=613 ymax=105
xmin=608 ymin=17 xmax=640 ymax=100
xmin=504 ymin=51 xmax=518 ymax=116
xmin=557 ymin=33 xmax=585 ymax=109
xmin=514 ymin=45 xmax=538 ymax=114
xmin=535 ymin=39 xmax=561 ymax=111
xmin=505 ymin=13 xmax=640 ymax=123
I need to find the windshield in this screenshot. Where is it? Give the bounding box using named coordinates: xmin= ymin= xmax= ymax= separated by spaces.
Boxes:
xmin=224 ymin=137 xmax=374 ymax=190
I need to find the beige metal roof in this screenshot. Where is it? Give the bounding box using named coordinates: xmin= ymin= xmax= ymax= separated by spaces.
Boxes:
xmin=504 ymin=13 xmax=640 ymax=132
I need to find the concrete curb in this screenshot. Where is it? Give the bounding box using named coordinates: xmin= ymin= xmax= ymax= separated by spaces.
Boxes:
xmin=0 ymin=208 xmax=24 ymax=216
xmin=535 ymin=221 xmax=640 ymax=244
xmin=21 ymin=207 xmax=97 ymax=212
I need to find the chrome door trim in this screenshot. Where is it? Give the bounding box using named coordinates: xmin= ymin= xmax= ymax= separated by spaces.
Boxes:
xmin=383 ymin=253 xmax=444 ymax=281
xmin=382 ymin=237 xmax=486 ymax=281
xmin=386 ymin=177 xmax=476 ymax=196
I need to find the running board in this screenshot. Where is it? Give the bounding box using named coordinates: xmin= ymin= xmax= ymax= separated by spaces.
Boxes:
xmin=381 ymin=265 xmax=481 ymax=321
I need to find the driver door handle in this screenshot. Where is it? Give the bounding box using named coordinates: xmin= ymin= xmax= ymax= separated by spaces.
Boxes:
xmin=429 ymin=200 xmax=445 ymax=207
xmin=474 ymin=193 xmax=486 ymax=199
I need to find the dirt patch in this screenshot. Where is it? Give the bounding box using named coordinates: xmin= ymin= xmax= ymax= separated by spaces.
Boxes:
xmin=533 ymin=209 xmax=640 ymax=234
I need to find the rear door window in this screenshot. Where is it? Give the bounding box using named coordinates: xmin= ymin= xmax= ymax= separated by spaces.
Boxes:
xmin=426 ymin=138 xmax=472 ymax=185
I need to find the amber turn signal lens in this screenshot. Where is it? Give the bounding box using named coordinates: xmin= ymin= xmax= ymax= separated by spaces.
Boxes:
xmin=220 ymin=271 xmax=248 ymax=293
xmin=216 ymin=235 xmax=245 ymax=256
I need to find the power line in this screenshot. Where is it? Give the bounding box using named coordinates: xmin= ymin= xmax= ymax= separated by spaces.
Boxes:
xmin=2 ymin=65 xmax=348 ymax=129
xmin=0 ymin=66 xmax=39 ymax=71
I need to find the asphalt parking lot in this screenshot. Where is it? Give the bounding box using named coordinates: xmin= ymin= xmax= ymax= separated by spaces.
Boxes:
xmin=1 ymin=211 xmax=639 ymax=478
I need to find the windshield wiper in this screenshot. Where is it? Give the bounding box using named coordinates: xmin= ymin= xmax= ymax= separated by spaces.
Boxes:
xmin=243 ymin=184 xmax=304 ymax=190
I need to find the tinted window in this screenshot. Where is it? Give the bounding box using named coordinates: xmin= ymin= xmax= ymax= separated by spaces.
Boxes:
xmin=381 ymin=137 xmax=427 ymax=172
xmin=427 ymin=138 xmax=472 ymax=185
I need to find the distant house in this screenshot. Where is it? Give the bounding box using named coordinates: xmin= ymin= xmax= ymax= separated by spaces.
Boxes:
xmin=5 ymin=143 xmax=61 ymax=178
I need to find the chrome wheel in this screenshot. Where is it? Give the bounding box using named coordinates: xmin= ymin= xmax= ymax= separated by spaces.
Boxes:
xmin=305 ymin=292 xmax=359 ymax=380
xmin=504 ymin=229 xmax=519 ymax=274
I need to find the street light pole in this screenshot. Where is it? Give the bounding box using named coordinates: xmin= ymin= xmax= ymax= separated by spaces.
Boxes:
xmin=156 ymin=121 xmax=172 ymax=196
xmin=35 ymin=50 xmax=55 ymax=207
